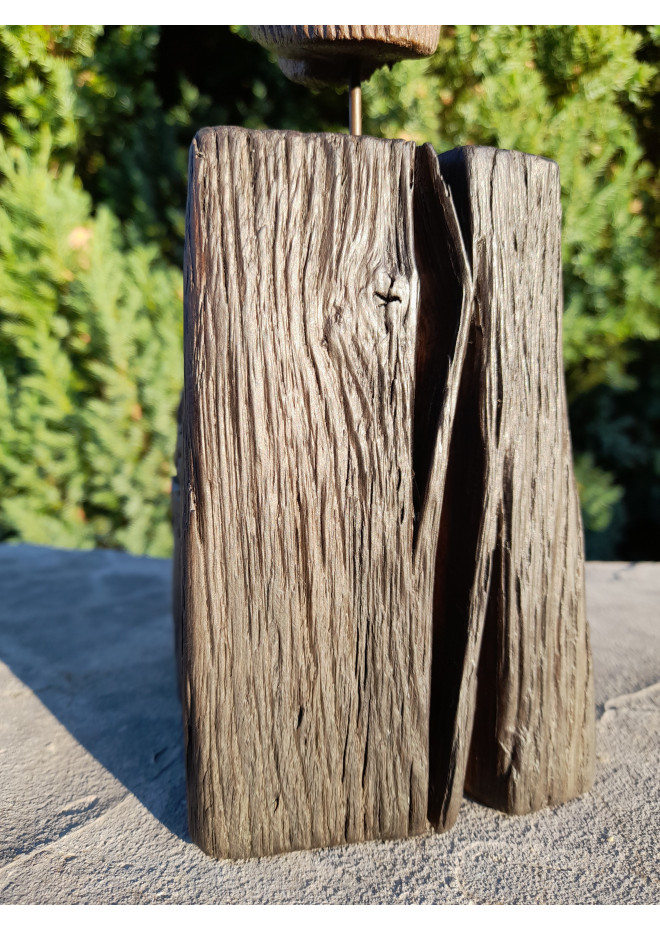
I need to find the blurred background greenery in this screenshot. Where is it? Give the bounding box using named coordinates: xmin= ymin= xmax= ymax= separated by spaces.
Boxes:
xmin=0 ymin=25 xmax=658 ymax=559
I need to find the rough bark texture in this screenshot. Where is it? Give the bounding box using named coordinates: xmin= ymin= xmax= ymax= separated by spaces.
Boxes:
xmin=181 ymin=127 xmax=459 ymax=859
xmin=179 ymin=129 xmax=595 ymax=859
xmin=427 ymin=147 xmax=595 ymax=828
xmin=172 ymin=396 xmax=183 ymax=698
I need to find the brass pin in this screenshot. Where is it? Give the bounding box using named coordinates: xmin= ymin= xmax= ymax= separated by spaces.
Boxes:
xmin=349 ymin=73 xmax=362 ymax=136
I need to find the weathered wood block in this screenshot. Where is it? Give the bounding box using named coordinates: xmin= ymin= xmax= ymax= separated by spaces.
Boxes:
xmin=180 ymin=128 xmax=444 ymax=858
xmin=177 ymin=128 xmax=595 ymax=859
xmin=423 ymin=148 xmax=596 ymax=829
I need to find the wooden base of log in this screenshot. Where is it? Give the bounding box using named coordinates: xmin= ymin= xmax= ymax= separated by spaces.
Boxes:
xmin=176 ymin=128 xmax=594 ymax=859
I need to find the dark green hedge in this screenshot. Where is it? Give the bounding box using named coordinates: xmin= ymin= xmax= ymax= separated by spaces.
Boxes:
xmin=1 ymin=26 xmax=658 ymax=558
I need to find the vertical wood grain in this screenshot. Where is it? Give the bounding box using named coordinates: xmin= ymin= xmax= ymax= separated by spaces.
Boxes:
xmin=181 ymin=128 xmax=448 ymax=858
xmin=427 ymin=147 xmax=595 ymax=828
xmin=178 ymin=131 xmax=595 ymax=857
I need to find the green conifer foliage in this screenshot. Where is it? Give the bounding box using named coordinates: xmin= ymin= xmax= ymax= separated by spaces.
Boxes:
xmin=0 ymin=26 xmax=658 ymax=558
xmin=365 ymin=25 xmax=660 ymax=556
xmin=0 ymin=27 xmax=181 ymax=554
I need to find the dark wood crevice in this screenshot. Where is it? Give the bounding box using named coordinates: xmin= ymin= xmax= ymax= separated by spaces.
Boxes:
xmin=427 ymin=147 xmax=595 ymax=824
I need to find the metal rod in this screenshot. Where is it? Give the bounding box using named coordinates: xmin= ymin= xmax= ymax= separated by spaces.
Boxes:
xmin=349 ymin=78 xmax=362 ymax=136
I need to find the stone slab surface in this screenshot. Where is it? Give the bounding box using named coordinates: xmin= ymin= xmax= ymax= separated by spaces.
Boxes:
xmin=0 ymin=545 xmax=658 ymax=904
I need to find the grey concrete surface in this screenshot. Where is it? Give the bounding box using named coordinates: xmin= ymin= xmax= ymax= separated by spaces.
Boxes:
xmin=0 ymin=545 xmax=658 ymax=904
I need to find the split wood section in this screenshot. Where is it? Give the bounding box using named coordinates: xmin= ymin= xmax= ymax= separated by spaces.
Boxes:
xmin=179 ymin=128 xmax=595 ymax=859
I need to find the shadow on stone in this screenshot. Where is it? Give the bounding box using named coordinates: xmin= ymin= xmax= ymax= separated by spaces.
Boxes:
xmin=0 ymin=544 xmax=189 ymax=843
